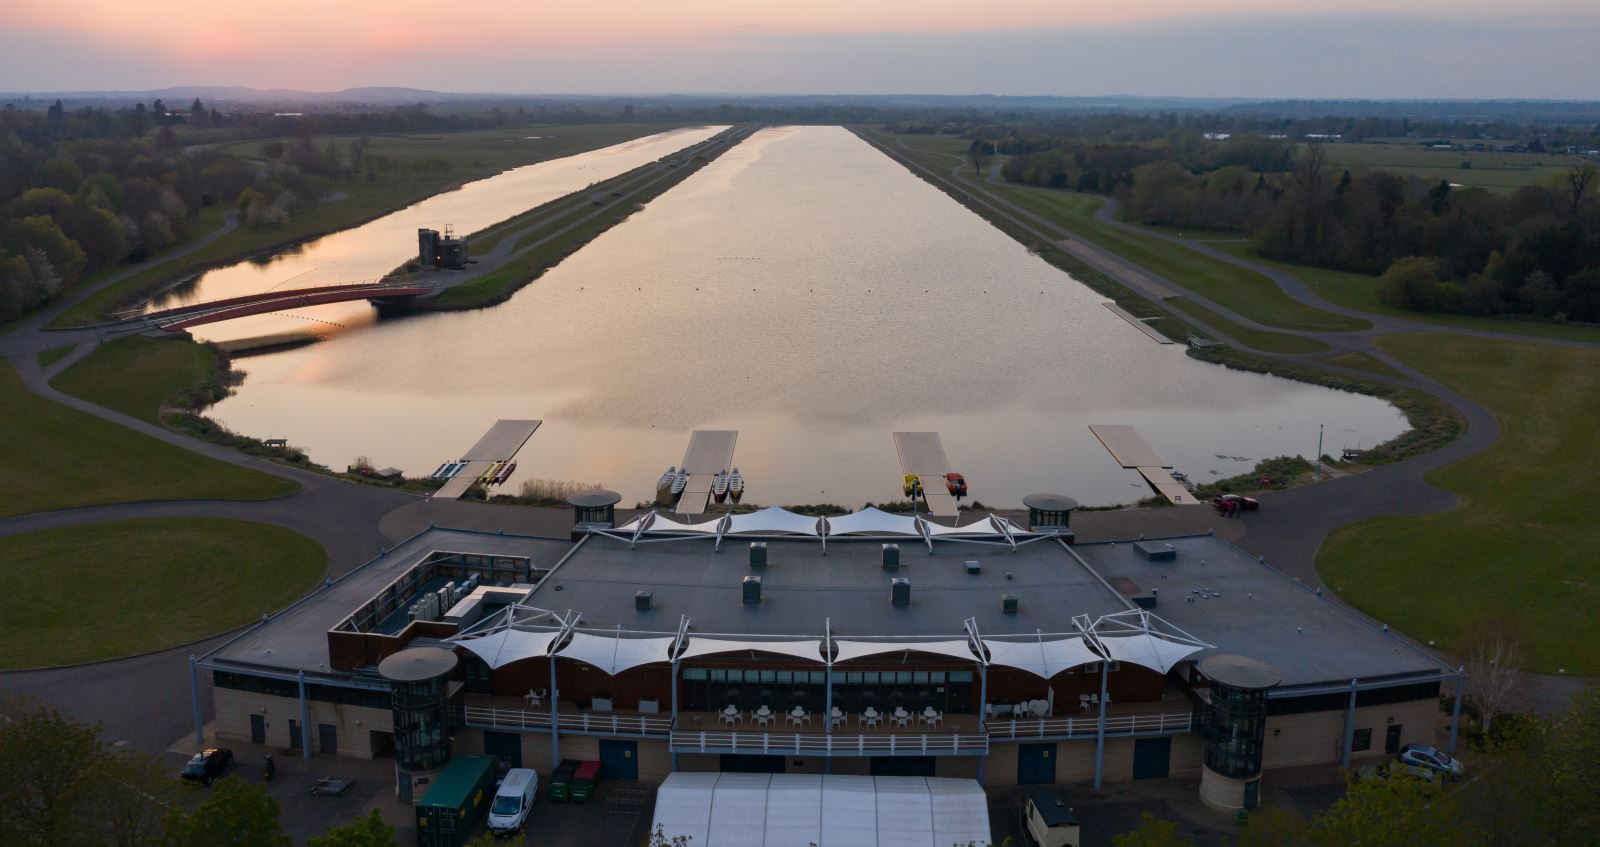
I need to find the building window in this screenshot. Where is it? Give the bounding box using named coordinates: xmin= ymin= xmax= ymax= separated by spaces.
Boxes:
xmin=1352 ymin=728 xmax=1372 ymax=752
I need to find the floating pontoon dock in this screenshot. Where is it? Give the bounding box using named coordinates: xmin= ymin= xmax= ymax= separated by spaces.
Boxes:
xmin=674 ymin=430 xmax=738 ymax=516
xmin=891 ymin=431 xmax=961 ymax=518
xmin=1103 ymin=302 xmax=1175 ymax=344
xmin=1087 ymin=424 xmax=1198 ymax=506
xmin=433 ymin=419 xmax=542 ymax=499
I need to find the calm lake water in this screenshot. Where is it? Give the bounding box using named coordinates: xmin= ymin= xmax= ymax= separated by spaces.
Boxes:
xmin=158 ymin=126 xmax=728 ymax=342
xmin=210 ymin=126 xmax=1406 ymax=508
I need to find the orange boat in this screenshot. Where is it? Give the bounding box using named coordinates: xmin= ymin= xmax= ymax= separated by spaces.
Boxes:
xmin=945 ymin=472 xmax=968 ymax=499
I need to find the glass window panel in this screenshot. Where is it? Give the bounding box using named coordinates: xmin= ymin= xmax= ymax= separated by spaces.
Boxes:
xmin=759 ymin=670 xmax=776 ymax=683
xmin=949 ymin=671 xmax=973 ymax=683
xmin=683 ymin=668 xmax=707 ymax=681
xmin=931 ymin=672 xmax=946 ymax=683
xmin=896 ymin=671 xmax=912 ymax=684
xmin=811 ymin=671 xmax=826 ymax=684
xmin=862 ymin=672 xmax=880 ymax=684
xmin=846 ymin=672 xmax=862 ymax=684
xmin=913 ymin=672 xmax=929 ymax=684
xmin=710 ymin=669 xmax=726 ymax=682
xmin=776 ymin=671 xmax=793 ymax=684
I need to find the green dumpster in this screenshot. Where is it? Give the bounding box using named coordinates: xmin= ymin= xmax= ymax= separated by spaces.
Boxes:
xmin=548 ymin=759 xmax=578 ymax=802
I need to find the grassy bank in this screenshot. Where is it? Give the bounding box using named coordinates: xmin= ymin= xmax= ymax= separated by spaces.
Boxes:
xmin=0 ymin=518 xmax=326 ymax=669
xmin=35 ymin=346 xmax=74 ymax=368
xmin=1318 ymin=334 xmax=1600 ymax=673
xmin=50 ymin=123 xmax=688 ymax=327
xmin=1168 ymin=298 xmax=1331 ymax=354
xmin=0 ymin=360 xmax=296 ymax=517
xmin=53 ymin=335 xmax=223 ymax=425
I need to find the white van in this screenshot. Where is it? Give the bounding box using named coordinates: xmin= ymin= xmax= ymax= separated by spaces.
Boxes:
xmin=488 ymin=768 xmax=539 ymax=835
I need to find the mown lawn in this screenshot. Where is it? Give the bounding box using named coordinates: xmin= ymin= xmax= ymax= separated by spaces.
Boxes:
xmin=1318 ymin=334 xmax=1600 ymax=673
xmin=53 ymin=335 xmax=218 ymax=425
xmin=0 ymin=518 xmax=325 ymax=669
xmin=985 ymin=183 xmax=1371 ymax=334
xmin=1168 ymin=298 xmax=1331 ymax=354
xmin=0 ymin=361 xmax=296 ymax=517
xmin=1211 ymin=243 xmax=1600 ymax=345
xmin=35 ymin=346 xmax=75 ymax=368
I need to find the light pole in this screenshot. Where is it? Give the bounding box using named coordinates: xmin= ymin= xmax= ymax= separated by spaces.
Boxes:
xmin=1315 ymin=424 xmax=1325 ymax=480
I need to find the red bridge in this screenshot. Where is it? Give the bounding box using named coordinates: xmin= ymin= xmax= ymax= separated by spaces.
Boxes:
xmin=128 ymin=280 xmax=440 ymax=330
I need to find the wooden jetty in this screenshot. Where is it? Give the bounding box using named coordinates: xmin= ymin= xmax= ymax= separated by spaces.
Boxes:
xmin=891 ymin=432 xmax=960 ymax=518
xmin=675 ymin=430 xmax=738 ymax=516
xmin=1087 ymin=424 xmax=1199 ymax=506
xmin=434 ymin=419 xmax=542 ymax=499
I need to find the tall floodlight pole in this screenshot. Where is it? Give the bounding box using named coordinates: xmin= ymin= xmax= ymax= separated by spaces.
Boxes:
xmin=1315 ymin=424 xmax=1325 ymax=480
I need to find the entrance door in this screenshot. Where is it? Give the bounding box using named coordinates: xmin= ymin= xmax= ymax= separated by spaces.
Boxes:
xmin=870 ymin=756 xmax=935 ymax=777
xmin=249 ymin=714 xmax=265 ymax=745
xmin=600 ymin=739 xmax=638 ymax=780
xmin=1017 ymin=743 xmax=1057 ymax=785
xmin=721 ymin=754 xmax=785 ymax=773
xmin=483 ymin=731 xmax=523 ymax=769
xmin=288 ymin=720 xmax=302 ymax=750
xmin=1385 ymin=725 xmax=1404 ymax=754
xmin=318 ymin=724 xmax=337 ymax=755
xmin=1133 ymin=737 xmax=1170 ymax=779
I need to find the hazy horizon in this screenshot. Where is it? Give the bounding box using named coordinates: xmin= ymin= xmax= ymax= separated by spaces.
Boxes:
xmin=5 ymin=1 xmax=1599 ymax=100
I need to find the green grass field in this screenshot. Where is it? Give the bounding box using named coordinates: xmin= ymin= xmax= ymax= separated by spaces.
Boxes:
xmin=1210 ymin=242 xmax=1600 ymax=344
xmin=52 ymin=123 xmax=688 ymax=327
xmin=0 ymin=361 xmax=296 ymax=517
xmin=1325 ymin=352 xmax=1404 ymax=378
xmin=1168 ymin=298 xmax=1330 ymax=354
xmin=1318 ymin=334 xmax=1600 ymax=673
xmin=0 ymin=518 xmax=326 ymax=669
xmin=1319 ymin=142 xmax=1573 ymax=193
xmin=53 ymin=335 xmax=219 ymax=425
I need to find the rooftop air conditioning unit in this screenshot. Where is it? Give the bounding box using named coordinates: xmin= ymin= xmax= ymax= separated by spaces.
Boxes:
xmin=965 ymin=560 xmax=981 ymax=574
xmin=890 ymin=578 xmax=911 ymax=607
xmin=882 ymin=544 xmax=900 ymax=571
xmin=1001 ymin=594 xmax=1019 ymax=614
xmin=749 ymin=542 xmax=767 ymax=569
xmin=742 ymin=576 xmax=762 ymax=605
xmin=635 ymin=591 xmax=653 ymax=611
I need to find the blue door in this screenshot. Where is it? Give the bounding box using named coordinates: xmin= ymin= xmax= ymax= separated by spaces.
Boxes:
xmin=600 ymin=739 xmax=638 ymax=780
xmin=1017 ymin=743 xmax=1057 ymax=784
xmin=1133 ymin=737 xmax=1171 ymax=779
xmin=484 ymin=731 xmax=522 ymax=769
xmin=249 ymin=714 xmax=265 ymax=744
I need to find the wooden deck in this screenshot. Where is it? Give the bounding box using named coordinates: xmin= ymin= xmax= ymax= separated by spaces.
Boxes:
xmin=462 ymin=419 xmax=542 ymax=461
xmin=1088 ymin=425 xmax=1198 ymax=506
xmin=674 ymin=430 xmax=738 ymax=516
xmin=891 ymin=432 xmax=960 ymax=518
xmin=434 ymin=460 xmax=495 ymax=499
xmin=1102 ymin=302 xmax=1175 ymax=344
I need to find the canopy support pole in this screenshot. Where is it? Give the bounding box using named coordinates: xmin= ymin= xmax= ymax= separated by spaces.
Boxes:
xmin=965 ymin=617 xmax=989 ymax=785
xmin=824 ymin=618 xmax=834 ymax=772
xmin=1092 ymin=661 xmax=1109 ymax=787
xmin=297 ymin=670 xmax=312 ymax=760
xmin=1447 ymin=666 xmax=1464 ymax=754
xmin=190 ymin=655 xmax=204 ymax=746
xmin=1340 ymin=679 xmax=1358 ymax=768
xmin=670 ymin=615 xmax=689 ymax=772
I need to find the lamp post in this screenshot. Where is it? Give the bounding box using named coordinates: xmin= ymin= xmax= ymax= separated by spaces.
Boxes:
xmin=1315 ymin=424 xmax=1325 ymax=480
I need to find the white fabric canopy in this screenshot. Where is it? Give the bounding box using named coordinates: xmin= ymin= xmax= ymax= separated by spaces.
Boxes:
xmin=823 ymin=507 xmax=923 ymax=537
xmin=764 ymin=775 xmax=823 ymax=847
xmin=926 ymin=779 xmax=991 ymax=847
xmin=615 ymin=514 xmax=650 ymax=533
xmin=652 ymin=772 xmax=719 ymax=846
xmin=831 ymin=639 xmax=979 ymax=665
xmin=707 ymin=773 xmax=770 ymax=847
xmin=920 ymin=516 xmax=1002 ymax=537
xmin=1095 ymin=633 xmax=1205 ymax=674
xmin=676 ymin=637 xmax=825 ymax=664
xmin=725 ymin=507 xmax=822 ymax=536
xmin=821 ymin=775 xmax=878 ymax=846
xmin=552 ymin=632 xmax=675 ymax=675
xmin=983 ymin=636 xmax=1103 ymax=678
xmin=642 ymin=514 xmax=727 ymax=535
xmin=876 ymin=778 xmax=933 ymax=847
xmin=453 ymin=627 xmax=562 ymax=669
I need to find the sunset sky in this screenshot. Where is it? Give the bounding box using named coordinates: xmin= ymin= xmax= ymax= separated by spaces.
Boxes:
xmin=4 ymin=0 xmax=1598 ymax=98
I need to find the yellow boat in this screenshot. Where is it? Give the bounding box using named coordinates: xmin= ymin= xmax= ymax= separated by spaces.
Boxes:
xmin=902 ymin=474 xmax=923 ymax=497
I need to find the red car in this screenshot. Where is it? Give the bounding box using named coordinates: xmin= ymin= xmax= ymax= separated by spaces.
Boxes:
xmin=1212 ymin=493 xmax=1259 ymax=513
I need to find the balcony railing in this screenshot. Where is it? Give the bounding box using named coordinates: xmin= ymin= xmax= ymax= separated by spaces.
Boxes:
xmin=462 ymin=705 xmax=674 ymax=737
xmin=669 ymin=730 xmax=989 ymax=756
xmin=983 ymin=710 xmax=1192 ymax=740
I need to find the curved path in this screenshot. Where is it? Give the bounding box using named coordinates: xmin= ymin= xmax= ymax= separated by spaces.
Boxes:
xmin=861 ymin=130 xmax=1587 ymax=711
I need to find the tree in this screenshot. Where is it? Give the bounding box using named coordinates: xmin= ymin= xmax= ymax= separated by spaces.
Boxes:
xmin=1564 ymin=162 xmax=1598 ymax=216
xmin=263 ymin=140 xmax=286 ymax=160
xmin=1376 ymin=256 xmax=1442 ymax=311
xmin=1315 ymin=774 xmax=1474 ymax=847
xmin=1110 ymin=812 xmax=1193 ymax=847
xmin=1235 ymin=807 xmax=1315 ymax=847
xmin=308 ymin=809 xmax=398 ymax=847
xmin=1465 ymin=611 xmax=1523 ymax=736
xmin=0 ymin=701 xmax=104 ymax=847
xmin=164 ymin=777 xmax=290 ymax=847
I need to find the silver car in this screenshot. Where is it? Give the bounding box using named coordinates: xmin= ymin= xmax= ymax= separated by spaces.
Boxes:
xmin=1398 ymin=743 xmax=1463 ymax=779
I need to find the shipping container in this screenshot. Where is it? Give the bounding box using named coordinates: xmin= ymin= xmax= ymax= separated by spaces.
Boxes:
xmin=416 ymin=756 xmax=496 ymax=847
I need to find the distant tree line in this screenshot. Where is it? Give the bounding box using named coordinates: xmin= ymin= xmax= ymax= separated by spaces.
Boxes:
xmin=994 ymin=120 xmax=1600 ymax=324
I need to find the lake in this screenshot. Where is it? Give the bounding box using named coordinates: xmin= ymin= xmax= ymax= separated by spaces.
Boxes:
xmin=208 ymin=126 xmax=1406 ymax=508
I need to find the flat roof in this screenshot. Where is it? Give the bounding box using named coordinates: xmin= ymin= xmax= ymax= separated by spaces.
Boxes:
xmin=1071 ymin=535 xmax=1451 ymax=688
xmin=206 ymin=529 xmax=574 ymax=675
xmin=529 ymin=535 xmax=1129 ymax=638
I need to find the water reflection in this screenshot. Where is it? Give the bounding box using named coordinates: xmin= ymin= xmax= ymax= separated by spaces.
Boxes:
xmin=161 ymin=126 xmax=727 ymax=342
xmin=211 ymin=127 xmax=1406 ymax=507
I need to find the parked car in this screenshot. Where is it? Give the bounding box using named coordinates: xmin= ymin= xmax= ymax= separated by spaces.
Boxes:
xmin=1398 ymin=743 xmax=1463 ymax=779
xmin=181 ymin=747 xmax=233 ymax=784
xmin=1212 ymin=493 xmax=1259 ymax=513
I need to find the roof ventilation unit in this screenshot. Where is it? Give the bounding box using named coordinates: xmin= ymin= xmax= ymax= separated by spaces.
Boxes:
xmin=890 ymin=578 xmax=911 ymax=607
xmin=965 ymin=560 xmax=982 ymax=574
xmin=1001 ymin=594 xmax=1019 ymax=614
xmin=635 ymin=591 xmax=653 ymax=611
xmin=881 ymin=544 xmax=900 ymax=571
xmin=742 ymin=576 xmax=762 ymax=605
xmin=749 ymin=542 xmax=767 ymax=570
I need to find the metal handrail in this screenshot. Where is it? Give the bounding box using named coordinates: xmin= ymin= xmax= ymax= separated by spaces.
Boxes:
xmin=462 ymin=705 xmax=674 ymax=736
xmin=982 ymin=710 xmax=1192 ymax=740
xmin=667 ymin=730 xmax=990 ymax=755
